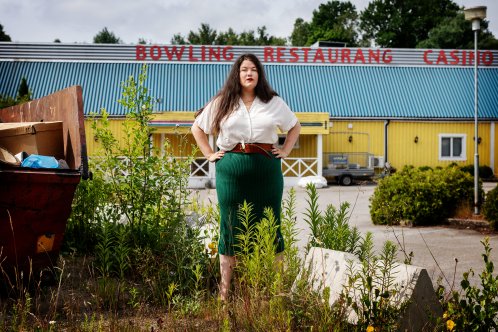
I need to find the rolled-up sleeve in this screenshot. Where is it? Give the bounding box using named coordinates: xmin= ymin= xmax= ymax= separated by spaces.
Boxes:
xmin=194 ymin=100 xmax=215 ymax=134
xmin=275 ymin=98 xmax=298 ymax=132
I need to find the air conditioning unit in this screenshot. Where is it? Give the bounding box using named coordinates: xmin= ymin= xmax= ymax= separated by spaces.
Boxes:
xmin=370 ymin=156 xmax=385 ymax=168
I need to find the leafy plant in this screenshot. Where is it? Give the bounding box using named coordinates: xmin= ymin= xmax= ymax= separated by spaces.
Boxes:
xmin=344 ymin=241 xmax=404 ymax=331
xmin=442 ymin=237 xmax=498 ymax=331
xmin=482 ymin=186 xmax=498 ymax=229
xmin=64 ymin=65 xmax=210 ymax=306
xmin=304 ymin=183 xmax=370 ymax=259
xmin=460 ymin=164 xmax=495 ymax=179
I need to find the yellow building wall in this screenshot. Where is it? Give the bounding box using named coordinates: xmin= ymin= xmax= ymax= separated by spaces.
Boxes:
xmin=85 ymin=119 xmax=128 ymax=156
xmin=85 ymin=118 xmax=497 ymax=176
xmin=387 ymin=121 xmax=492 ymax=170
xmin=325 ymin=120 xmax=386 ymax=157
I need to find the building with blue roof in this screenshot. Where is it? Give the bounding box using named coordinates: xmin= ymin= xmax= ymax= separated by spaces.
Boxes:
xmin=1 ymin=42 xmax=497 ymax=186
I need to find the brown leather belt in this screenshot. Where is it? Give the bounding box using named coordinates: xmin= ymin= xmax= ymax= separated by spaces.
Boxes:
xmin=229 ymin=143 xmax=274 ymax=158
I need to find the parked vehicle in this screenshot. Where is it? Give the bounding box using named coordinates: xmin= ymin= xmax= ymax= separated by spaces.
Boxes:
xmin=322 ymin=152 xmax=375 ymax=186
xmin=0 ymin=86 xmax=88 ymax=282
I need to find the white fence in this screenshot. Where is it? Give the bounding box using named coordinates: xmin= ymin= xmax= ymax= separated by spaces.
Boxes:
xmin=90 ymin=156 xmax=318 ymax=187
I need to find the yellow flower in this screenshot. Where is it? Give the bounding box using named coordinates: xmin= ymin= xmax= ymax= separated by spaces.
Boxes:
xmin=366 ymin=326 xmax=374 ymax=332
xmin=443 ymin=312 xmax=448 ymax=319
xmin=446 ymin=320 xmax=456 ymax=331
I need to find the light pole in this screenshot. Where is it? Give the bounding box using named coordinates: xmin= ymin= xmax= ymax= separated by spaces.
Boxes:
xmin=464 ymin=6 xmax=486 ymax=215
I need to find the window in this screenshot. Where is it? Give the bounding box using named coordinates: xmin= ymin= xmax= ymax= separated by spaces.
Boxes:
xmin=439 ymin=134 xmax=466 ymax=161
xmin=277 ymin=135 xmax=299 ymax=149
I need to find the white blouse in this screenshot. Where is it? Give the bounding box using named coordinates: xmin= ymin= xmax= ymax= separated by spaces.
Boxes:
xmin=194 ymin=96 xmax=298 ymax=151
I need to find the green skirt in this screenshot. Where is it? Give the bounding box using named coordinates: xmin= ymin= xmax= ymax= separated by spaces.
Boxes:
xmin=215 ymin=152 xmax=284 ymax=256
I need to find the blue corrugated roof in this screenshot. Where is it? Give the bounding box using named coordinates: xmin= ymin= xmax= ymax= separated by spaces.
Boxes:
xmin=1 ymin=61 xmax=497 ymax=119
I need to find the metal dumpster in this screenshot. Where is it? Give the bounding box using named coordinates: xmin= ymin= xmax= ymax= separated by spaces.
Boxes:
xmin=0 ymin=86 xmax=88 ymax=280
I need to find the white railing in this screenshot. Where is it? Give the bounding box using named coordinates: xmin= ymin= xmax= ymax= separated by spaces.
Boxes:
xmin=281 ymin=158 xmax=318 ymax=177
xmin=90 ymin=156 xmax=318 ymax=179
xmin=190 ymin=158 xmax=209 ymax=177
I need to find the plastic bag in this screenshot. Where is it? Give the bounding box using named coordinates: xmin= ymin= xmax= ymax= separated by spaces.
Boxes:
xmin=21 ymin=154 xmax=59 ymax=169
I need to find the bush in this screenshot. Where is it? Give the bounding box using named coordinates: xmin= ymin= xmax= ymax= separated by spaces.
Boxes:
xmin=460 ymin=164 xmax=494 ymax=179
xmin=370 ymin=165 xmax=482 ymax=226
xmin=483 ymin=186 xmax=498 ymax=229
xmin=439 ymin=238 xmax=498 ymax=331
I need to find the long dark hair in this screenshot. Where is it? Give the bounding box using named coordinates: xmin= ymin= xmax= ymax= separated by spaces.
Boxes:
xmin=196 ymin=53 xmax=278 ymax=134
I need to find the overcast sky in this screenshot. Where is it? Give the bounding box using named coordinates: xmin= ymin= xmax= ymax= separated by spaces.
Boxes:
xmin=0 ymin=0 xmax=496 ymax=45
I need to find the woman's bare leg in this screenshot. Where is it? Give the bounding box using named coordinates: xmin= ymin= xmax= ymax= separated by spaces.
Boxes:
xmin=219 ymin=254 xmax=236 ymax=301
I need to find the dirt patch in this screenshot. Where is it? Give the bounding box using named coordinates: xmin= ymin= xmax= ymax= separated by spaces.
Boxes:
xmin=443 ymin=218 xmax=496 ymax=235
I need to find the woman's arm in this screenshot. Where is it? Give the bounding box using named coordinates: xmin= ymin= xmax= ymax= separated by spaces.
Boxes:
xmin=191 ymin=123 xmax=225 ymax=162
xmin=272 ymin=121 xmax=301 ymax=159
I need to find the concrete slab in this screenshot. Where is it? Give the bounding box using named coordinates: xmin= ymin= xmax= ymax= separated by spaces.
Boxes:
xmin=302 ymin=247 xmax=442 ymax=331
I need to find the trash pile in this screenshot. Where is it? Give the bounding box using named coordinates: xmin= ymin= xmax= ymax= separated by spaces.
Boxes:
xmin=0 ymin=121 xmax=69 ymax=169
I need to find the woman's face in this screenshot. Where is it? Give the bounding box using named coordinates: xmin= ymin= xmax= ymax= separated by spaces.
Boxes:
xmin=239 ymin=59 xmax=259 ymax=92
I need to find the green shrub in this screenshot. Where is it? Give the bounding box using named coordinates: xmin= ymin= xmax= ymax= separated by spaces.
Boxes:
xmin=418 ymin=165 xmax=432 ymax=172
xmin=460 ymin=164 xmax=494 ymax=179
xmin=303 ymin=183 xmax=370 ymax=258
xmin=439 ymin=237 xmax=498 ymax=331
xmin=483 ymin=186 xmax=498 ymax=229
xmin=370 ymin=165 xmax=482 ymax=225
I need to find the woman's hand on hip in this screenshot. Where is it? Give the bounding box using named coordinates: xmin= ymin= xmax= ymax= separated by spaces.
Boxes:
xmin=207 ymin=150 xmax=225 ymax=162
xmin=272 ymin=147 xmax=289 ymax=159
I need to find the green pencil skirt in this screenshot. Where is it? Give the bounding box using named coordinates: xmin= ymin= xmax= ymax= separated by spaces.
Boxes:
xmin=215 ymin=151 xmax=284 ymax=256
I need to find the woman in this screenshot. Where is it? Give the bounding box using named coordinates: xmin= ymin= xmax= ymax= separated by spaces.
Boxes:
xmin=191 ymin=53 xmax=301 ymax=301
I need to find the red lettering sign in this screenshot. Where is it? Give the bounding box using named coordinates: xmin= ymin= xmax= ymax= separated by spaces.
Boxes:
xmin=150 ymin=45 xmax=161 ymax=60
xmin=328 ymin=49 xmax=338 ymax=63
xmin=289 ymin=48 xmax=299 ymax=62
xmin=354 ymin=49 xmax=365 ymax=64
xmin=313 ymin=49 xmax=325 ymax=63
xmin=436 ymin=50 xmax=448 ymax=65
xmin=133 ymin=45 xmax=495 ymax=67
xmin=223 ymin=46 xmax=234 ymax=61
xmin=264 ymin=47 xmax=274 ymax=62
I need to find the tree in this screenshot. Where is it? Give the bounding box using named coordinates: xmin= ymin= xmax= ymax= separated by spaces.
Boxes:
xmin=416 ymin=11 xmax=498 ymax=50
xmin=0 ymin=77 xmax=32 ymax=108
xmin=360 ymin=0 xmax=459 ymax=48
xmin=171 ymin=34 xmax=187 ymax=45
xmin=93 ymin=27 xmax=121 ymax=44
xmin=54 ymin=38 xmax=61 ymax=43
xmin=290 ymin=18 xmax=311 ymax=46
xmin=0 ymin=24 xmax=11 ymax=41
xmin=17 ymin=77 xmax=32 ymax=103
xmin=215 ymin=28 xmax=240 ymax=45
xmin=171 ymin=23 xmax=286 ymax=46
xmin=255 ymin=26 xmax=286 ymax=46
xmin=308 ymin=1 xmax=360 ymax=46
xmin=171 ymin=23 xmax=217 ymax=45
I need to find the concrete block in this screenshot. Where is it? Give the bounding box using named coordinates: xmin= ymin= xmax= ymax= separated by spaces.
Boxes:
xmin=301 ymin=247 xmax=442 ymax=331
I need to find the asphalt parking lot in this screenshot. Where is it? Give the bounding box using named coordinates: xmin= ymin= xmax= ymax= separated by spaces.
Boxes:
xmin=193 ymin=182 xmax=498 ymax=290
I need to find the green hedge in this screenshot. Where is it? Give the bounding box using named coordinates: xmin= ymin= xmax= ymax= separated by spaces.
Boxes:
xmin=483 ymin=186 xmax=498 ymax=230
xmin=370 ymin=165 xmax=483 ymax=226
xmin=460 ymin=164 xmax=495 ymax=179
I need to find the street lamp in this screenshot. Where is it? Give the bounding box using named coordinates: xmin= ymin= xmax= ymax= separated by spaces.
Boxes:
xmin=464 ymin=6 xmax=486 ymax=215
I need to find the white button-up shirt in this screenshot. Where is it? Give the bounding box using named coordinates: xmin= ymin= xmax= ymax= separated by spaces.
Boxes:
xmin=194 ymin=96 xmax=298 ymax=151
